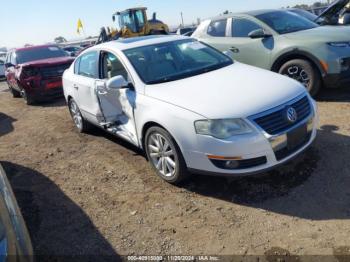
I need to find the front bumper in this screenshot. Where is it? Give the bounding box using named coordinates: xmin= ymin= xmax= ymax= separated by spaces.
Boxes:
xmin=323 ymin=70 xmax=350 ymax=89
xmin=21 ymin=78 xmax=64 ymax=101
xmin=183 ymin=98 xmax=318 ymax=176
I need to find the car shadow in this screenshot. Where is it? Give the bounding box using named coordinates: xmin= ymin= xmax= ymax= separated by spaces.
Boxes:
xmin=317 ymin=87 xmax=350 ymax=102
xmin=87 ymin=126 xmax=145 ymax=157
xmin=181 ymin=125 xmax=350 ymax=221
xmin=0 ymin=112 xmax=17 ymax=137
xmin=1 ymin=161 xmax=121 ymax=262
xmin=32 ymin=97 xmax=67 ymax=108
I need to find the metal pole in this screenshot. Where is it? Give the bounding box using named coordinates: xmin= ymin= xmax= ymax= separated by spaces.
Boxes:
xmin=181 ymin=12 xmax=184 ymax=27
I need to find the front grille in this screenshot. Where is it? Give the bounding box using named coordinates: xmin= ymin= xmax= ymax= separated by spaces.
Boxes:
xmin=253 ymin=96 xmax=311 ymax=135
xmin=210 ymin=156 xmax=267 ymax=170
xmin=41 ymin=64 xmax=71 ymax=78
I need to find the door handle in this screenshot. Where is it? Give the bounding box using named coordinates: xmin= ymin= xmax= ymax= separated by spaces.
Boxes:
xmin=229 ymin=47 xmax=240 ymax=53
xmin=73 ymin=84 xmax=79 ymax=90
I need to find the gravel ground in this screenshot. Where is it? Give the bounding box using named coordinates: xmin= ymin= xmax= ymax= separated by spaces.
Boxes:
xmin=0 ymin=80 xmax=349 ymax=261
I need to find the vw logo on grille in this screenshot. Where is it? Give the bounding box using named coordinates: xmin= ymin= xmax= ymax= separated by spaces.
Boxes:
xmin=286 ymin=107 xmax=298 ymax=123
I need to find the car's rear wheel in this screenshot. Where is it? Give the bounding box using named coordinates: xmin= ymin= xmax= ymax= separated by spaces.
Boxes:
xmin=279 ymin=59 xmax=321 ymax=97
xmin=145 ymin=126 xmax=189 ymax=184
xmin=68 ymin=99 xmax=90 ymax=133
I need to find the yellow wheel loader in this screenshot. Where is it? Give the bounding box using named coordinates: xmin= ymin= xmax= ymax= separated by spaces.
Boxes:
xmin=97 ymin=7 xmax=169 ymax=44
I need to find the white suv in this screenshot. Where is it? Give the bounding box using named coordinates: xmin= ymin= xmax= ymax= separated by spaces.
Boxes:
xmin=63 ymin=35 xmax=318 ymax=184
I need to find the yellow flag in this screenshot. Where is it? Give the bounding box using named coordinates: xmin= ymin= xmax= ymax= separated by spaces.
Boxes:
xmin=77 ymin=19 xmax=83 ymax=34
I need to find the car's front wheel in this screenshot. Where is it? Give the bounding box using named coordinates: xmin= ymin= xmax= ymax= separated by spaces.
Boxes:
xmin=8 ymin=84 xmax=21 ymax=98
xmin=21 ymin=89 xmax=36 ymax=105
xmin=145 ymin=126 xmax=189 ymax=184
xmin=279 ymin=59 xmax=321 ymax=97
xmin=68 ymin=99 xmax=90 ymax=133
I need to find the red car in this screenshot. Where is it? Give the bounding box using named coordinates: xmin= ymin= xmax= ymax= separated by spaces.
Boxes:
xmin=4 ymin=45 xmax=74 ymax=105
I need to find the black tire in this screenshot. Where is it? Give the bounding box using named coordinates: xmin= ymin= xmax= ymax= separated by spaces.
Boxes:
xmin=21 ymin=89 xmax=36 ymax=105
xmin=145 ymin=126 xmax=189 ymax=185
xmin=278 ymin=59 xmax=321 ymax=97
xmin=68 ymin=99 xmax=90 ymax=133
xmin=8 ymin=83 xmax=21 ymax=98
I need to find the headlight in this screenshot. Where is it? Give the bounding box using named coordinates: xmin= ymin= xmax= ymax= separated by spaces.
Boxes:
xmin=194 ymin=119 xmax=254 ymax=139
xmin=328 ymin=42 xmax=350 ymax=48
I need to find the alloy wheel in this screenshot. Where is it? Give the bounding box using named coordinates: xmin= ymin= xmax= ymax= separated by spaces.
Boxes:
xmin=284 ymin=65 xmax=310 ymax=88
xmin=148 ymin=133 xmax=176 ymax=177
xmin=69 ymin=100 xmax=83 ymax=130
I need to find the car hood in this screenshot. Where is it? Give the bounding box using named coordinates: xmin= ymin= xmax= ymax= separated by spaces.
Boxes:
xmin=145 ymin=63 xmax=306 ymax=119
xmin=318 ymin=0 xmax=350 ymax=21
xmin=21 ymin=57 xmax=74 ymax=68
xmin=284 ymin=25 xmax=350 ymax=41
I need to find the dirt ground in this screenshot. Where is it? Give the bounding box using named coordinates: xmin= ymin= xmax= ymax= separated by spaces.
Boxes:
xmin=0 ymin=80 xmax=350 ymax=261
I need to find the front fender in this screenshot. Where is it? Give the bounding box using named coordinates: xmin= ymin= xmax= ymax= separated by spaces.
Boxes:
xmin=134 ymin=95 xmax=204 ymax=154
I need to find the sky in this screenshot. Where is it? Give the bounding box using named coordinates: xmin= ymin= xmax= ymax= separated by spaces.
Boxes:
xmin=0 ymin=0 xmax=319 ymax=48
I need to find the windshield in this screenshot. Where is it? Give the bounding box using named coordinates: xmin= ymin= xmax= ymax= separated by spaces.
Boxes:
xmin=289 ymin=9 xmax=319 ymax=22
xmin=123 ymin=39 xmax=233 ymax=84
xmin=16 ymin=46 xmax=68 ymax=64
xmin=255 ymin=11 xmax=319 ymax=34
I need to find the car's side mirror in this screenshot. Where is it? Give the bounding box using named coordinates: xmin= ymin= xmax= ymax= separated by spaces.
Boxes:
xmin=248 ymin=29 xmax=272 ymax=39
xmin=223 ymin=50 xmax=235 ymax=59
xmin=106 ymin=75 xmax=129 ymax=90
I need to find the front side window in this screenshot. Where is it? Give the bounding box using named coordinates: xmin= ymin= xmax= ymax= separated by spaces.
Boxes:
xmin=255 ymin=11 xmax=318 ymax=34
xmin=124 ymin=39 xmax=233 ymax=84
xmin=0 ymin=60 xmax=4 ymax=65
xmin=78 ymin=52 xmax=99 ymax=78
xmin=207 ymin=19 xmax=227 ymax=37
xmin=101 ymin=52 xmax=128 ymax=80
xmin=16 ymin=46 xmax=68 ymax=64
xmin=232 ymin=18 xmax=262 ymax=37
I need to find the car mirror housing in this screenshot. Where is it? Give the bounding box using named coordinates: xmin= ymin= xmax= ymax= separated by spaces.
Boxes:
xmin=223 ymin=50 xmax=235 ymax=59
xmin=106 ymin=75 xmax=129 ymax=90
xmin=248 ymin=29 xmax=272 ymax=39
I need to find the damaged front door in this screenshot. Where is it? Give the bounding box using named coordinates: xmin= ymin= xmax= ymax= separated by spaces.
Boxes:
xmin=96 ymin=51 xmax=138 ymax=145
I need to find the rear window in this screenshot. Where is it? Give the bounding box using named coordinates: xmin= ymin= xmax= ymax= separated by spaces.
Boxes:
xmin=16 ymin=46 xmax=68 ymax=64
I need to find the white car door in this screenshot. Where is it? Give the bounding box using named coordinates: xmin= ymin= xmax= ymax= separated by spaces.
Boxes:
xmin=73 ymin=51 xmax=102 ymax=124
xmin=95 ymin=50 xmax=138 ymax=145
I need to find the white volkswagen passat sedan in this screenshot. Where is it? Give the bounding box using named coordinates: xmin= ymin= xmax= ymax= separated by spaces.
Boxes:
xmin=63 ymin=35 xmax=318 ymax=184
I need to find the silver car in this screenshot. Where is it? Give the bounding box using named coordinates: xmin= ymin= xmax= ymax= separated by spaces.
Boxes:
xmin=0 ymin=164 xmax=33 ymax=261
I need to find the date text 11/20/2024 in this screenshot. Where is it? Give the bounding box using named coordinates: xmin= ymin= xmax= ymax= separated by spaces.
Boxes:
xmin=127 ymin=255 xmax=220 ymax=261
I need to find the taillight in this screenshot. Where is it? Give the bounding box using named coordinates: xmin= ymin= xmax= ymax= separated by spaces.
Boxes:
xmin=22 ymin=67 xmax=39 ymax=77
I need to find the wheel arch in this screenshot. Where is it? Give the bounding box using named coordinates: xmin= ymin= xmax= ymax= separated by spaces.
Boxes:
xmin=140 ymin=121 xmax=167 ymax=150
xmin=271 ymin=50 xmax=325 ymax=77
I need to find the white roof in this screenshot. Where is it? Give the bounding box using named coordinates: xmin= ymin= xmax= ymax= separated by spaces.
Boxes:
xmin=94 ymin=35 xmax=190 ymax=51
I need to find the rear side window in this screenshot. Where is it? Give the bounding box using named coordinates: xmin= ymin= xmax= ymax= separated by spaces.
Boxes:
xmin=77 ymin=52 xmax=99 ymax=78
xmin=232 ymin=18 xmax=262 ymax=37
xmin=207 ymin=19 xmax=227 ymax=37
